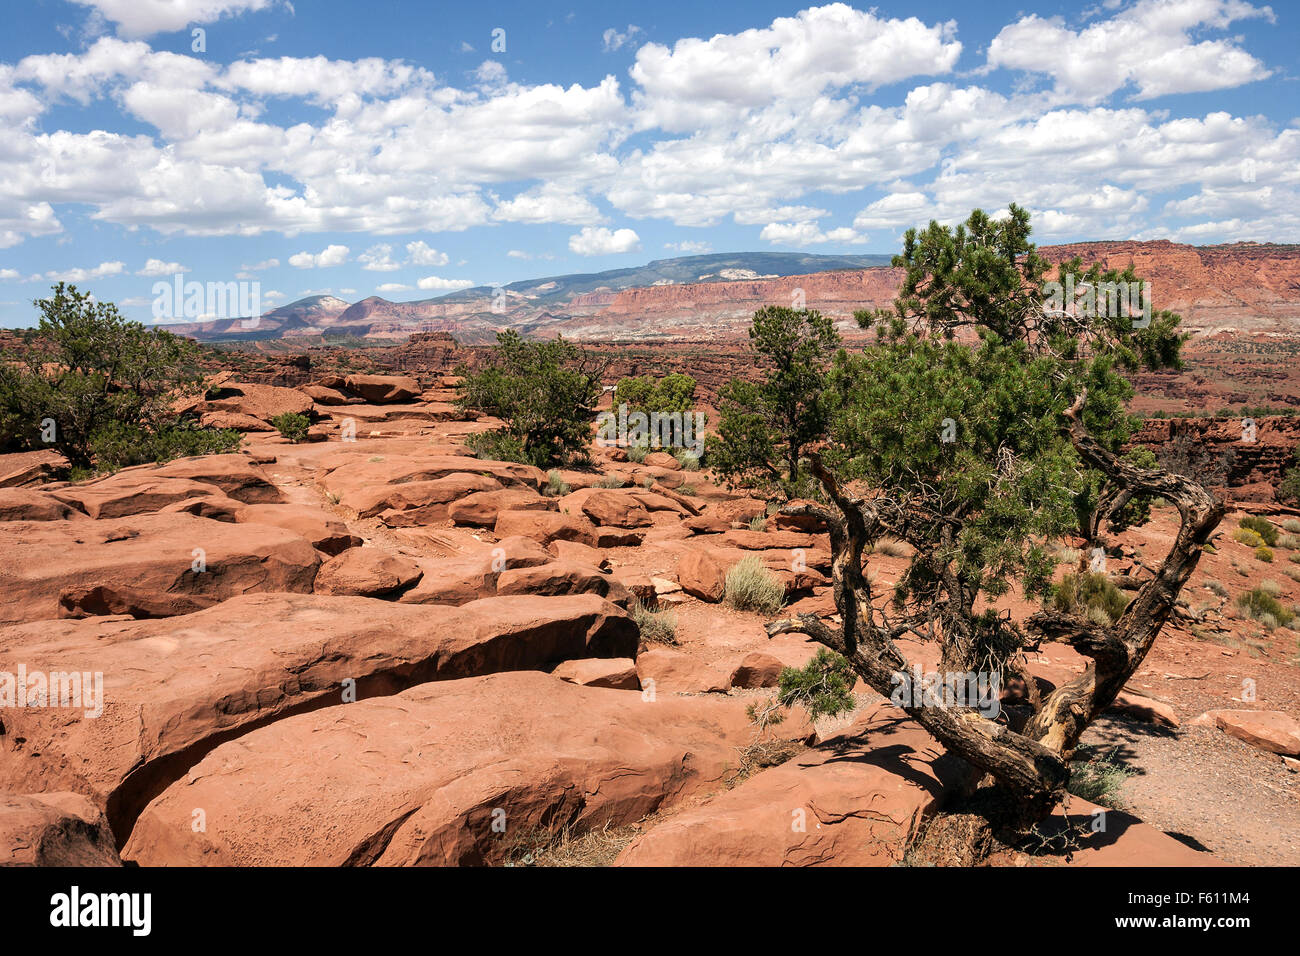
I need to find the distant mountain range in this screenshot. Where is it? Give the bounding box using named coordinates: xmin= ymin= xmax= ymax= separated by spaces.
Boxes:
xmin=168 ymin=243 xmax=1300 ymax=345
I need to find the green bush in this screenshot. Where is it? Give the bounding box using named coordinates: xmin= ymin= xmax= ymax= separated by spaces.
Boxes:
xmin=776 ymin=649 xmax=857 ymax=720
xmin=723 ymin=555 xmax=785 ymax=614
xmin=594 ymin=474 xmax=626 ymax=489
xmin=1232 ymin=526 xmax=1264 ymax=548
xmin=626 ymin=442 xmax=648 ymax=464
xmin=1236 ymin=587 xmax=1295 ymax=628
xmin=89 ymin=421 xmax=242 ymax=472
xmin=465 ymin=429 xmax=530 ymax=464
xmin=1239 ymin=515 xmax=1278 ymax=547
xmin=1052 ymin=571 xmax=1130 ymax=624
xmin=455 ymin=330 xmax=603 ymax=467
xmin=270 ymin=412 xmax=310 ymax=443
xmin=613 ymin=373 xmax=697 ymax=416
xmin=1256 ymin=546 xmax=1274 ymax=563
xmin=1283 ymin=519 xmax=1300 ymax=535
xmin=0 ymin=283 xmax=207 ymax=467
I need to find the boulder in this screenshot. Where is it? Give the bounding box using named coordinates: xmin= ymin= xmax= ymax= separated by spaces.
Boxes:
xmin=199 ymin=382 xmax=313 ymax=421
xmin=124 ymin=671 xmax=752 ymax=866
xmin=551 ymin=657 xmax=639 ymax=690
xmin=348 ymin=472 xmax=501 ymax=520
xmin=581 ymin=490 xmax=654 ymax=529
xmin=314 ymin=548 xmax=423 ymax=597
xmin=50 ymin=475 xmax=226 ymax=519
xmin=643 ymin=451 xmax=681 ymax=470
xmin=397 ymin=537 xmax=555 ymax=606
xmin=548 ymin=539 xmax=610 ymax=569
xmin=0 ymin=792 xmax=121 ymax=867
xmin=448 ymin=488 xmax=554 ymax=528
xmin=0 ymin=449 xmax=68 ymax=488
xmin=149 ymin=455 xmax=284 ymax=504
xmin=1107 ymin=691 xmax=1180 ymax=729
xmin=496 ymin=561 xmax=620 ymax=600
xmin=0 ymin=512 xmax=320 ymax=626
xmin=0 ymin=488 xmax=83 ymax=522
xmin=235 ymin=503 xmax=361 ymax=555
xmin=343 ymin=374 xmax=421 ymax=404
xmin=729 ymin=639 xmax=821 ymax=689
xmin=299 ymin=383 xmax=359 ymax=406
xmin=494 ymin=509 xmax=599 ymax=547
xmin=0 ymin=592 xmax=638 ymax=843
xmin=615 ymin=704 xmax=968 ymax=866
xmin=677 ymin=547 xmax=730 ymax=602
xmin=198 ymin=411 xmax=276 ymax=432
xmin=1196 ymin=709 xmax=1300 ymax=756
xmin=636 ymin=648 xmax=731 ymax=695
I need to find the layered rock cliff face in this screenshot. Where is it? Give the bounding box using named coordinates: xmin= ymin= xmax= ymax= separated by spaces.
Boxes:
xmin=169 ymin=240 xmax=1300 ymax=345
xmin=1131 ymin=415 xmax=1300 ymax=503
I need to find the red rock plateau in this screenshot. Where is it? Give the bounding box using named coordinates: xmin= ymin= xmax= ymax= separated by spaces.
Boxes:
xmin=3 ymin=369 xmax=1298 ymax=868
xmin=161 ymin=240 xmax=1300 ymax=347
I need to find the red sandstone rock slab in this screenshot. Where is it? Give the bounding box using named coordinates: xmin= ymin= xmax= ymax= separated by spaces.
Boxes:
xmin=321 ymin=454 xmax=543 ymax=503
xmin=347 ymin=472 xmax=501 ymax=519
xmin=50 ymin=475 xmax=226 ymax=519
xmin=551 ymin=657 xmax=639 ymax=690
xmin=342 ymin=374 xmax=421 ymax=404
xmin=581 ymin=489 xmax=654 ymax=528
xmin=1005 ymin=797 xmax=1220 ymax=867
xmin=448 ymin=487 xmax=553 ymax=527
xmin=196 ymin=381 xmax=314 ymax=421
xmin=615 ymin=703 xmax=967 ymax=866
xmin=0 ymin=449 xmax=68 ymax=487
xmin=0 ymin=512 xmax=320 ymax=626
xmin=1195 ymin=709 xmax=1300 ymax=756
xmin=0 ymin=592 xmax=637 ymax=844
xmin=0 ymin=488 xmax=84 ymax=522
xmin=314 ymin=548 xmax=423 ymax=597
xmin=147 ymin=455 xmax=284 ymax=504
xmin=123 ymin=671 xmax=754 ymax=866
xmin=234 ymin=503 xmax=361 ymax=555
xmin=0 ymin=792 xmax=121 ymax=867
xmin=637 ymin=648 xmax=731 ymax=695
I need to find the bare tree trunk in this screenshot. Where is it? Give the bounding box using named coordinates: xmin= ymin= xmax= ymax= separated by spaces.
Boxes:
xmin=767 ymin=390 xmax=1224 ymax=824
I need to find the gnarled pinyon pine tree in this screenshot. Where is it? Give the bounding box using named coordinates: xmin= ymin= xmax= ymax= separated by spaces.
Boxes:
xmin=765 ymin=205 xmax=1222 ymax=824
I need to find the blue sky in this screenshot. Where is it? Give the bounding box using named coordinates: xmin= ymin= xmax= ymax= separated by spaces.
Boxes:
xmin=0 ymin=0 xmax=1296 ymax=327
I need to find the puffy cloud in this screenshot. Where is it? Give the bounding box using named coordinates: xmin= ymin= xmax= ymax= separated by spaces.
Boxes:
xmin=44 ymin=260 xmax=126 ymax=282
xmin=759 ymin=221 xmax=866 ymax=246
xmin=416 ymin=275 xmax=474 ymax=291
xmin=492 ymin=185 xmax=603 ymax=225
xmin=569 ymin=226 xmax=641 ymax=255
xmin=375 ymin=282 xmax=411 ymax=293
xmin=136 ymin=258 xmax=188 ymax=276
xmin=358 ymin=244 xmax=400 ymax=271
xmin=68 ymin=1 xmax=278 ymax=39
xmin=986 ymin=0 xmax=1274 ymax=104
xmin=405 ymin=241 xmax=449 ymax=266
xmin=289 ymin=244 xmax=349 ymax=268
